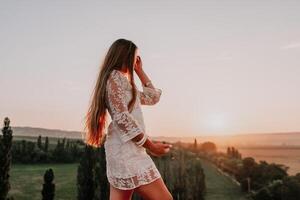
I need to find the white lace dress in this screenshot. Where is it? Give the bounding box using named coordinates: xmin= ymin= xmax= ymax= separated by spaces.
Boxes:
xmin=104 ymin=69 xmax=163 ymax=190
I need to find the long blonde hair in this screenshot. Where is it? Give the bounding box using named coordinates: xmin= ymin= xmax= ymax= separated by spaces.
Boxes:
xmin=83 ymin=38 xmax=138 ymax=147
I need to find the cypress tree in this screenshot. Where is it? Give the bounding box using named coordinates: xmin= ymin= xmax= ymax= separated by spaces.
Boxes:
xmin=37 ymin=135 xmax=42 ymax=149
xmin=44 ymin=137 xmax=49 ymax=152
xmin=227 ymin=147 xmax=231 ymax=157
xmin=41 ymin=168 xmax=55 ymax=200
xmin=193 ymin=138 xmax=197 ymax=152
xmin=0 ymin=117 xmax=13 ymax=200
xmin=77 ymin=144 xmax=96 ymax=200
xmin=93 ymin=142 xmax=109 ymax=200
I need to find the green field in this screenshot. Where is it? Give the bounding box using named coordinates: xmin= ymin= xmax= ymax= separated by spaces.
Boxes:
xmin=200 ymin=159 xmax=248 ymax=200
xmin=9 ymin=163 xmax=78 ymax=200
xmin=8 ymin=157 xmax=248 ymax=200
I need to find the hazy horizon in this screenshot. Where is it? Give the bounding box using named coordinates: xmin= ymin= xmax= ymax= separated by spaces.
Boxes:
xmin=11 ymin=125 xmax=300 ymax=138
xmin=1 ymin=1 xmax=300 ymax=137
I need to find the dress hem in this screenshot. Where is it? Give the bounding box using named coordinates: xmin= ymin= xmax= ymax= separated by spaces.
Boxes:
xmin=107 ymin=174 xmax=162 ymax=191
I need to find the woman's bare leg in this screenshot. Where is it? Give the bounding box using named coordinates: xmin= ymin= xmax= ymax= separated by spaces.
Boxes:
xmin=134 ymin=178 xmax=173 ymax=200
xmin=109 ymin=184 xmax=134 ymax=200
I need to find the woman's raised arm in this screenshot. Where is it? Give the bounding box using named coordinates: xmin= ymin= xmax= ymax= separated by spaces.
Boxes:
xmin=135 ymin=67 xmax=162 ymax=105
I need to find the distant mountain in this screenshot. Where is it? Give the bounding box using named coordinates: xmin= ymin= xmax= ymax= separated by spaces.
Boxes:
xmin=11 ymin=126 xmax=300 ymax=148
xmin=12 ymin=126 xmax=83 ymax=139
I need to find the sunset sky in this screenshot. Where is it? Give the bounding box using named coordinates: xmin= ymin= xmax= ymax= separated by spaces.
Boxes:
xmin=1 ymin=1 xmax=300 ymax=137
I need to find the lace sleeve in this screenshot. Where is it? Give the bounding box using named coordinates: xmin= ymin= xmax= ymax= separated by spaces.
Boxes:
xmin=106 ymin=71 xmax=144 ymax=143
xmin=138 ymin=85 xmax=162 ymax=105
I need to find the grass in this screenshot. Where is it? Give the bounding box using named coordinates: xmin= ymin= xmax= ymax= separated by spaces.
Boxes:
xmin=7 ymin=151 xmax=248 ymax=199
xmin=200 ymin=158 xmax=248 ymax=200
xmin=8 ymin=163 xmax=78 ymax=200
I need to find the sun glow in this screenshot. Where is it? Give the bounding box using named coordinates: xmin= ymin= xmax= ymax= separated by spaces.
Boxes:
xmin=205 ymin=113 xmax=229 ymax=133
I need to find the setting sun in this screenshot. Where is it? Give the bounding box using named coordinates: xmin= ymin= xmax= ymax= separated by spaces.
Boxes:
xmin=201 ymin=113 xmax=230 ymax=135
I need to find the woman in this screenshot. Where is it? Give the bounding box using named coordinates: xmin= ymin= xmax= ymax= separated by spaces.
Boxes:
xmin=84 ymin=38 xmax=173 ymax=200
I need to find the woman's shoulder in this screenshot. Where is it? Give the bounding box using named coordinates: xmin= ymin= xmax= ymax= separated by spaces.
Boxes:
xmin=110 ymin=69 xmax=126 ymax=79
xmin=107 ymin=69 xmax=128 ymax=88
xmin=108 ymin=69 xmax=121 ymax=82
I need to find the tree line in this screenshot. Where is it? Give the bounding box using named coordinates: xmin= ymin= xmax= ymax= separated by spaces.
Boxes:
xmin=12 ymin=135 xmax=84 ymax=164
xmin=190 ymin=138 xmax=300 ymax=200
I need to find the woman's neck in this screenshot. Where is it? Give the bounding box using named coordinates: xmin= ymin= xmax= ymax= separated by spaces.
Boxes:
xmin=117 ymin=67 xmax=130 ymax=81
xmin=120 ymin=66 xmax=128 ymax=74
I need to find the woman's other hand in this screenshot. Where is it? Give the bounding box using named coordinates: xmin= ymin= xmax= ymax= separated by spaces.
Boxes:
xmin=148 ymin=141 xmax=172 ymax=157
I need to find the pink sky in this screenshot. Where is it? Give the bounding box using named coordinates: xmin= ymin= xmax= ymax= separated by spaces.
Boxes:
xmin=1 ymin=1 xmax=300 ymax=137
